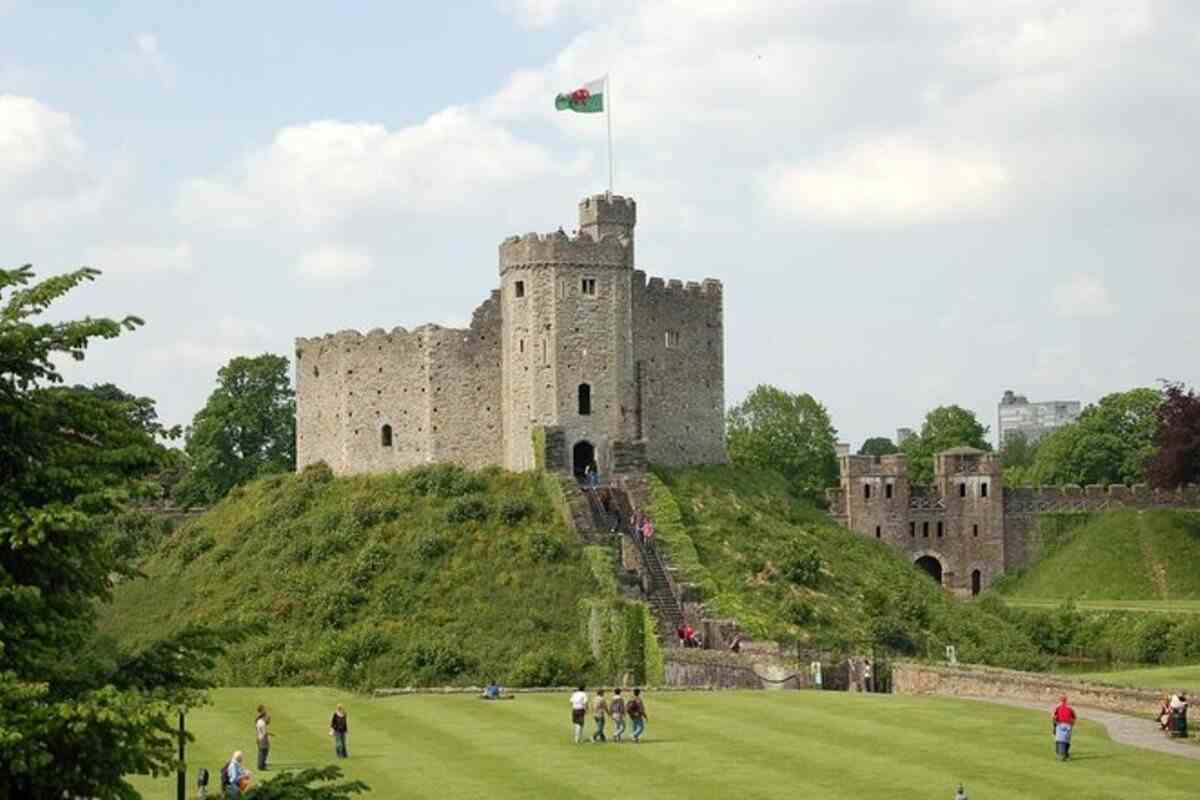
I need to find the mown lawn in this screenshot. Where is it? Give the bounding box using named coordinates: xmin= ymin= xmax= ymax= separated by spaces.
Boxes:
xmin=1006 ymin=599 xmax=1200 ymax=614
xmin=130 ymin=688 xmax=1198 ymax=799
xmin=1073 ymin=663 xmax=1200 ymax=690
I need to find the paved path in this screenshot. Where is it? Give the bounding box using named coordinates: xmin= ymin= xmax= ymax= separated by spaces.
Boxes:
xmin=964 ymin=695 xmax=1199 ymax=761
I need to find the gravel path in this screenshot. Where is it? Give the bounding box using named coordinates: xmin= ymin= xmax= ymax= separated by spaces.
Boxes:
xmin=963 ymin=695 xmax=1198 ymax=761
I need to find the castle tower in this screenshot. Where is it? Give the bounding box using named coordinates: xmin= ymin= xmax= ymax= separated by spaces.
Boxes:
xmin=933 ymin=447 xmax=1005 ymax=596
xmin=499 ymin=194 xmax=638 ymax=474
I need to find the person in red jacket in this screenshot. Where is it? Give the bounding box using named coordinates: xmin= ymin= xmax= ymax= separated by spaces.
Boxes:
xmin=1052 ymin=695 xmax=1077 ymax=760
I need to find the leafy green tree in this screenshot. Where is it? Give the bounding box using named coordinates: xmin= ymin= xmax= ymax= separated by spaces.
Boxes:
xmin=1029 ymin=388 xmax=1161 ymax=485
xmin=176 ymin=354 xmax=296 ymax=505
xmin=900 ymin=405 xmax=992 ymax=483
xmin=726 ymin=385 xmax=838 ymax=499
xmin=0 ymin=264 xmax=229 ymax=798
xmin=1144 ymin=381 xmax=1200 ymax=489
xmin=247 ymin=766 xmax=368 ymax=799
xmin=858 ymin=437 xmax=898 ymax=457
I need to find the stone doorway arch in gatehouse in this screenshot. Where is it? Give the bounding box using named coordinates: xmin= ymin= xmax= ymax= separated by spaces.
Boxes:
xmin=914 ymin=554 xmax=944 ymax=585
xmin=572 ymin=440 xmax=596 ymax=482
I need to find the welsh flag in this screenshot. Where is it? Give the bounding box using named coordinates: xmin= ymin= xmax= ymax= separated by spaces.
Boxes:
xmin=555 ymin=76 xmax=605 ymax=113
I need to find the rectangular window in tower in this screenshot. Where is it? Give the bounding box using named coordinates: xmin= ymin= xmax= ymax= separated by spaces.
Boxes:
xmin=923 ymin=522 xmax=929 ymax=538
xmin=581 ymin=278 xmax=597 ymax=296
xmin=514 ymin=280 xmax=525 ymax=298
xmin=519 ymin=338 xmax=525 ymax=354
xmin=909 ymin=522 xmax=916 ymax=537
xmin=973 ymin=524 xmax=979 ymax=537
xmin=665 ymin=330 xmax=680 ymax=348
xmin=959 ymin=483 xmax=967 ymax=497
xmin=863 ymin=484 xmax=871 ymax=500
xmin=937 ymin=521 xmax=944 ymax=537
xmin=981 ymin=482 xmax=989 ymax=498
xmin=885 ymin=484 xmax=893 ymax=499
xmin=875 ymin=526 xmax=881 ymax=539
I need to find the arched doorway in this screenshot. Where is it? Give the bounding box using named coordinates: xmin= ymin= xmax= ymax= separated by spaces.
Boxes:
xmin=971 ymin=569 xmax=982 ymax=596
xmin=914 ymin=555 xmax=943 ymax=585
xmin=572 ymin=440 xmax=595 ymax=482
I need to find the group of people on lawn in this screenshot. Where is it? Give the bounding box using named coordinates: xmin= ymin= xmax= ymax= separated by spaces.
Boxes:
xmin=208 ymin=704 xmax=349 ymax=798
xmin=570 ymin=685 xmax=648 ymax=744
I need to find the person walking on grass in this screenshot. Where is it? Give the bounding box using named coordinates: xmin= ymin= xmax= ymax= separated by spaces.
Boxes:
xmin=627 ymin=687 xmax=647 ymax=743
xmin=610 ymin=688 xmax=626 ymax=743
xmin=224 ymin=751 xmax=250 ymax=799
xmin=570 ymin=685 xmax=588 ymax=744
xmin=592 ymin=689 xmax=609 ymax=742
xmin=255 ymin=705 xmax=271 ymax=770
xmin=1052 ymin=695 xmax=1076 ymax=761
xmin=330 ymin=703 xmax=349 ymax=759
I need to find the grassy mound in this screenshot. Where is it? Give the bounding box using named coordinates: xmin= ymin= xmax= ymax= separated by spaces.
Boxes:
xmin=996 ymin=510 xmax=1200 ymax=600
xmin=98 ymin=463 xmax=599 ymax=689
xmin=647 ymin=465 xmax=1047 ymax=670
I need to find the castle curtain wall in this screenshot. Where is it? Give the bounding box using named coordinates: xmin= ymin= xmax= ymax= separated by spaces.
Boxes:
xmin=632 ymin=272 xmax=726 ymax=466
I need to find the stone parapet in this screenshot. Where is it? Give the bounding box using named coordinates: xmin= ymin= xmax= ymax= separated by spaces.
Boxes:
xmin=1004 ymin=484 xmax=1200 ymax=513
xmin=498 ymin=230 xmax=630 ymax=274
xmin=664 ymin=649 xmax=810 ymax=690
xmin=892 ymin=661 xmax=1183 ymax=717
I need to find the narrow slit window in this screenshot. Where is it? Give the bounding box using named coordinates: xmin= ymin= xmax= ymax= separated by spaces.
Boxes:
xmin=875 ymin=525 xmax=881 ymax=539
xmin=519 ymin=338 xmax=525 ymax=353
xmin=885 ymin=484 xmax=894 ymax=499
xmin=909 ymin=522 xmax=916 ymax=538
xmin=959 ymin=483 xmax=967 ymax=497
xmin=923 ymin=522 xmax=929 ymax=538
xmin=863 ymin=484 xmax=871 ymax=500
xmin=581 ymin=278 xmax=597 ymax=296
xmin=973 ymin=524 xmax=979 ymax=537
xmin=578 ymin=383 xmax=592 ymax=416
xmin=981 ymin=482 xmax=988 ymax=498
xmin=514 ymin=280 xmax=525 ymax=298
xmin=937 ymin=521 xmax=944 ymax=538
xmin=381 ymin=424 xmax=393 ymax=447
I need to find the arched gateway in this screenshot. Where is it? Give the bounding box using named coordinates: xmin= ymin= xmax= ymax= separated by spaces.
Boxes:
xmin=914 ymin=555 xmax=943 ymax=585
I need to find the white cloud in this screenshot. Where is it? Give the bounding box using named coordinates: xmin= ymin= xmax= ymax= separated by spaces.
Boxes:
xmin=760 ymin=137 xmax=1010 ymax=226
xmin=122 ymin=33 xmax=175 ymax=87
xmin=0 ymin=93 xmax=81 ymax=182
xmin=1052 ymin=273 xmax=1115 ymax=319
xmin=146 ymin=317 xmax=272 ymax=372
xmin=295 ymin=244 xmax=373 ymax=285
xmin=85 ymin=241 xmax=193 ymax=275
xmin=1031 ymin=345 xmax=1080 ymax=384
xmin=176 ymin=108 xmax=572 ymax=229
xmin=500 ymin=0 xmax=566 ymax=28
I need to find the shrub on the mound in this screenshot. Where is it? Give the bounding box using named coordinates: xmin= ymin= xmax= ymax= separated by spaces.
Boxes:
xmin=447 ymin=495 xmax=491 ymax=524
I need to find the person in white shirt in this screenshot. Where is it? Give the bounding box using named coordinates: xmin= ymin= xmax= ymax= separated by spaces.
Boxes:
xmin=254 ymin=705 xmax=270 ymax=770
xmin=569 ymin=685 xmax=588 ymax=744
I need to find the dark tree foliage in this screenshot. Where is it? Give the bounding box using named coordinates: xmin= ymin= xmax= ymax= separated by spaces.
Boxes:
xmin=0 ymin=265 xmax=227 ymax=799
xmin=857 ymin=437 xmax=898 ymax=457
xmin=900 ymin=406 xmax=992 ymax=484
xmin=1145 ymin=381 xmax=1200 ymax=489
xmin=175 ymin=354 xmax=296 ymax=505
xmin=247 ymin=766 xmax=369 ymax=799
xmin=726 ymin=385 xmax=839 ymax=499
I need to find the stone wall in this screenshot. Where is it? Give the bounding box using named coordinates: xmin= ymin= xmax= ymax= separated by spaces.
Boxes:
xmin=632 ymin=272 xmax=726 ymax=466
xmin=664 ymin=650 xmax=809 ymax=690
xmin=892 ymin=662 xmax=1180 ymax=717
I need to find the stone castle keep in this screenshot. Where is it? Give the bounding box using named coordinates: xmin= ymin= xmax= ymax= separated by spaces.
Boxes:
xmin=829 ymin=448 xmax=1200 ymax=596
xmin=295 ymin=193 xmax=726 ymax=477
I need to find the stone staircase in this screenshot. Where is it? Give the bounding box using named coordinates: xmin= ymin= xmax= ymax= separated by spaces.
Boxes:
xmin=583 ymin=485 xmax=685 ymax=644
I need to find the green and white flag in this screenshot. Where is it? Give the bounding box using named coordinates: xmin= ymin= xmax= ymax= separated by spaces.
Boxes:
xmin=555 ymin=76 xmax=606 ymax=113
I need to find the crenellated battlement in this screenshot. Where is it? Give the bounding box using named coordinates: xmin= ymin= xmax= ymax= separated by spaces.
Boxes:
xmin=637 ymin=272 xmax=723 ymax=298
xmin=1004 ymin=483 xmax=1200 ymax=513
xmin=498 ymin=230 xmax=630 ymax=273
xmin=579 ymin=192 xmax=636 ymax=228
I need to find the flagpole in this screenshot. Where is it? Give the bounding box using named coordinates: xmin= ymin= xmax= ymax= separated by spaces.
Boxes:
xmin=606 ymin=74 xmax=613 ymax=195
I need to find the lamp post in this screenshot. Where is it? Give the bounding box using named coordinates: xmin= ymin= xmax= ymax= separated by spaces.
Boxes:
xmin=177 ymin=707 xmax=186 ymax=800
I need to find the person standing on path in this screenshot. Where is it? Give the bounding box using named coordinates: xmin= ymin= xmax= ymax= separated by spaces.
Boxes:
xmin=610 ymin=688 xmax=626 ymax=743
xmin=570 ymin=685 xmax=588 ymax=744
xmin=592 ymin=689 xmax=609 ymax=742
xmin=255 ymin=705 xmax=271 ymax=770
xmin=330 ymin=704 xmax=349 ymax=758
xmin=1052 ymin=695 xmax=1077 ymax=761
xmin=627 ymin=688 xmax=647 ymax=743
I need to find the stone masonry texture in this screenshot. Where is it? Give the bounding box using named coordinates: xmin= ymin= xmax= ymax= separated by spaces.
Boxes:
xmin=828 ymin=449 xmax=1200 ymax=595
xmin=295 ymin=193 xmax=726 ymax=475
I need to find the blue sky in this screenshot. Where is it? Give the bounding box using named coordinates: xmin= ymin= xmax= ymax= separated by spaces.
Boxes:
xmin=4 ymin=0 xmax=1199 ymax=448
